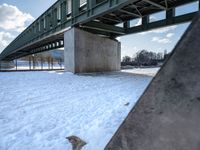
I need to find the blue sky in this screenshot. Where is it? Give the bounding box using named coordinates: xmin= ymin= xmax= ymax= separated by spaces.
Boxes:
xmin=0 ymin=1 xmax=199 ymax=57
xmin=0 ymin=0 xmax=56 ymax=18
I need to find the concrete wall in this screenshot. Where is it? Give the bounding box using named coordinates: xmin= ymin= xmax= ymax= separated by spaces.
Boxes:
xmin=64 ymin=28 xmax=121 ymax=73
xmin=105 ymin=12 xmax=200 ymax=150
xmin=64 ymin=28 xmax=75 ymax=73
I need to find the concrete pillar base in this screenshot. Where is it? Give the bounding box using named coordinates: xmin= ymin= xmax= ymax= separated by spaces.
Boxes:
xmin=64 ymin=28 xmax=121 ymax=73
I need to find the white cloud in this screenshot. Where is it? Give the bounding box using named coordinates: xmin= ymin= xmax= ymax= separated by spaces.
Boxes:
xmin=152 ymin=26 xmax=177 ymax=33
xmin=152 ymin=36 xmax=171 ymax=44
xmin=134 ymin=16 xmax=157 ymax=27
xmin=134 ymin=19 xmax=141 ymax=26
xmin=140 ymin=25 xmax=177 ymax=35
xmin=0 ymin=31 xmax=15 ymax=53
xmin=149 ymin=16 xmax=157 ymax=22
xmin=116 ymin=37 xmax=121 ymax=41
xmin=151 ymin=31 xmax=175 ymax=44
xmin=166 ymin=33 xmax=174 ymax=38
xmin=0 ymin=3 xmax=34 ymax=32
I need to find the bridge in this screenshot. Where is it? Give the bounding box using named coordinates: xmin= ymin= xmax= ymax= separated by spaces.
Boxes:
xmin=1 ymin=1 xmax=200 ymax=149
xmin=0 ymin=0 xmax=199 ymax=72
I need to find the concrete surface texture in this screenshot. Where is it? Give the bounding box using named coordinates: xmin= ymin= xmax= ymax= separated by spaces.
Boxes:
xmin=105 ymin=12 xmax=200 ymax=150
xmin=64 ymin=28 xmax=121 ymax=73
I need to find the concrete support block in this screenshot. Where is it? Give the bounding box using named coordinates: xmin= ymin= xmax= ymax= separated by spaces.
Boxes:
xmin=105 ymin=13 xmax=200 ymax=150
xmin=64 ymin=28 xmax=121 ymax=73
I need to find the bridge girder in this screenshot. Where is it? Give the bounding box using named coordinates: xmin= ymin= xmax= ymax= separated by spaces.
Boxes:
xmin=0 ymin=0 xmax=199 ymax=61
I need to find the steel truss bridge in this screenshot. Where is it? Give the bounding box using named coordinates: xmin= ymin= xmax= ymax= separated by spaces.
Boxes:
xmin=0 ymin=0 xmax=199 ymax=61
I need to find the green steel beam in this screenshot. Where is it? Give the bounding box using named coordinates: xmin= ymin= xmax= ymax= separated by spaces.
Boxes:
xmin=82 ymin=28 xmax=116 ymax=37
xmin=100 ymin=16 xmax=121 ymax=23
xmin=73 ymin=0 xmax=139 ymax=24
xmin=61 ymin=0 xmax=67 ymax=24
xmin=123 ymin=21 xmax=130 ymax=29
xmin=142 ymin=15 xmax=149 ymax=30
xmin=166 ymin=8 xmax=175 ymax=24
xmin=125 ymin=11 xmax=197 ymax=35
xmin=81 ymin=21 xmax=125 ymax=34
xmin=119 ymin=9 xmax=141 ymax=17
xmin=143 ymin=0 xmax=166 ymax=10
xmin=71 ymin=0 xmax=80 ymax=25
xmin=87 ymin=0 xmax=96 ymax=16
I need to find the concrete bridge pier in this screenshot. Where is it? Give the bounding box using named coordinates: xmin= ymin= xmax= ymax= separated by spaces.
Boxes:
xmin=64 ymin=28 xmax=121 ymax=73
xmin=105 ymin=12 xmax=200 ymax=150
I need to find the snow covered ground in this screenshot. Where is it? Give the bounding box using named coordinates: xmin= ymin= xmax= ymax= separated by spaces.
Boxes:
xmin=122 ymin=67 xmax=160 ymax=76
xmin=0 ymin=70 xmax=155 ymax=150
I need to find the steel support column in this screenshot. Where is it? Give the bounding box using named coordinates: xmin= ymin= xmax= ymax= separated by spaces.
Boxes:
xmin=41 ymin=57 xmax=43 ymax=70
xmin=166 ymin=8 xmax=175 ymax=24
xmin=29 ymin=56 xmax=31 ymax=70
xmin=48 ymin=57 xmax=50 ymax=69
xmin=87 ymin=0 xmax=96 ymax=16
xmin=15 ymin=59 xmax=18 ymax=70
xmin=199 ymin=0 xmax=200 ymax=10
xmin=60 ymin=59 xmax=62 ymax=69
xmin=142 ymin=15 xmax=149 ymax=30
xmin=61 ymin=0 xmax=67 ymax=24
xmin=33 ymin=55 xmax=35 ymax=70
xmin=51 ymin=58 xmax=53 ymax=69
xmin=124 ymin=21 xmax=130 ymax=29
xmin=71 ymin=0 xmax=80 ymax=24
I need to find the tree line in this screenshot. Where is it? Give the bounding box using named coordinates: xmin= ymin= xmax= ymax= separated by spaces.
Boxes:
xmin=122 ymin=50 xmax=169 ymax=66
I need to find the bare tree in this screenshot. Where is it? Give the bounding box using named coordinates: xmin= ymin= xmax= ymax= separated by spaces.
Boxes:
xmin=122 ymin=56 xmax=131 ymax=63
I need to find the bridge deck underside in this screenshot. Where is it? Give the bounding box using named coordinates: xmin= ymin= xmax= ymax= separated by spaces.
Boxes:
xmin=0 ymin=0 xmax=198 ymax=61
xmin=4 ymin=33 xmax=64 ymax=61
xmin=91 ymin=0 xmax=195 ymax=25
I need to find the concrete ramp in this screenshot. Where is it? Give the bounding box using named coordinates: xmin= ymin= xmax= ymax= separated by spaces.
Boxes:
xmin=105 ymin=12 xmax=200 ymax=150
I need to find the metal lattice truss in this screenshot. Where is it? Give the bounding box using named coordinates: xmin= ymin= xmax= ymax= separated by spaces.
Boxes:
xmin=0 ymin=0 xmax=199 ymax=61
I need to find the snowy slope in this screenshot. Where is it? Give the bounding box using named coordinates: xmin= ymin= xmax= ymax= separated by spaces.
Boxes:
xmin=121 ymin=67 xmax=160 ymax=77
xmin=0 ymin=71 xmax=152 ymax=150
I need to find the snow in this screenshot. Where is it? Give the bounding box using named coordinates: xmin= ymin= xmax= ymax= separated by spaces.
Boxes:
xmin=0 ymin=70 xmax=153 ymax=150
xmin=122 ymin=67 xmax=160 ymax=77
